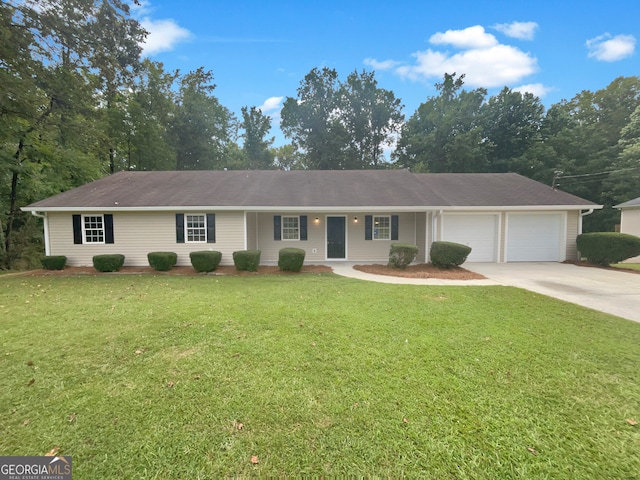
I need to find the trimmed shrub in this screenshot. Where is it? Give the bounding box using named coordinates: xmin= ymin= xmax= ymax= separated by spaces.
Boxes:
xmin=576 ymin=232 xmax=640 ymax=265
xmin=278 ymin=247 xmax=306 ymax=272
xmin=430 ymin=241 xmax=472 ymax=268
xmin=388 ymin=243 xmax=419 ymax=269
xmin=233 ymin=249 xmax=261 ymax=272
xmin=147 ymin=251 xmax=177 ymax=271
xmin=93 ymin=254 xmax=125 ymax=272
xmin=189 ymin=250 xmax=222 ymax=273
xmin=41 ymin=255 xmax=67 ymax=270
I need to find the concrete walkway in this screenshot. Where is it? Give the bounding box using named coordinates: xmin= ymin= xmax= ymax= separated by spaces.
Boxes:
xmin=329 ymin=261 xmax=640 ymax=323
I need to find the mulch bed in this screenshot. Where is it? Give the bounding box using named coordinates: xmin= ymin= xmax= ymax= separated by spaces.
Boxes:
xmin=563 ymin=260 xmax=640 ymax=275
xmin=16 ymin=263 xmax=484 ymax=280
xmin=353 ymin=263 xmax=486 ymax=280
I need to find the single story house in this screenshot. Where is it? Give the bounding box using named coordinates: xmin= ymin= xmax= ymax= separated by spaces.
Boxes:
xmin=615 ymin=196 xmax=640 ymax=262
xmin=22 ymin=170 xmax=601 ymax=266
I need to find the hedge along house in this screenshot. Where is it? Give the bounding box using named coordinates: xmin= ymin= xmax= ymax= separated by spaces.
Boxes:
xmin=615 ymin=196 xmax=640 ymax=262
xmin=22 ymin=170 xmax=600 ymax=266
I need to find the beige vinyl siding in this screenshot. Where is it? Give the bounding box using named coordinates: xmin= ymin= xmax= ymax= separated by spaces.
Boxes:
xmin=246 ymin=212 xmax=258 ymax=250
xmin=566 ymin=210 xmax=580 ymax=261
xmin=620 ymin=209 xmax=640 ymax=262
xmin=47 ymin=211 xmax=245 ymax=267
xmin=255 ymin=212 xmax=417 ymax=263
xmin=416 ymin=212 xmax=427 ymax=263
xmin=347 ymin=213 xmax=416 ymax=262
xmin=256 ymin=212 xmax=326 ymax=263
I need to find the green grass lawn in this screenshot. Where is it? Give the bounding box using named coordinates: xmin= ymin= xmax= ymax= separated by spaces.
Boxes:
xmin=612 ymin=263 xmax=640 ymax=271
xmin=1 ymin=273 xmax=639 ymax=478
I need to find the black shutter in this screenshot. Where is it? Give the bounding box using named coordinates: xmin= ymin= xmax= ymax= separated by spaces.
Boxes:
xmin=176 ymin=213 xmax=185 ymax=243
xmin=72 ymin=214 xmax=83 ymax=244
xmin=365 ymin=215 xmax=372 ymax=241
xmin=391 ymin=215 xmax=399 ymax=241
xmin=206 ymin=213 xmax=216 ymax=243
xmin=300 ymin=215 xmax=307 ymax=241
xmin=104 ymin=214 xmax=114 ymax=244
xmin=274 ymin=215 xmax=281 ymax=241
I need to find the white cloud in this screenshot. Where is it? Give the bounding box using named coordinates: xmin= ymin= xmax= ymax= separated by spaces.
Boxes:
xmin=586 ymin=33 xmax=636 ymax=62
xmin=258 ymin=96 xmax=284 ymax=113
xmin=363 ymin=58 xmax=401 ymax=70
xmin=396 ymin=43 xmax=538 ymax=88
xmin=429 ymin=25 xmax=498 ymax=49
xmin=493 ymin=21 xmax=538 ymax=40
xmin=140 ymin=17 xmax=191 ymax=55
xmin=513 ymin=83 xmax=552 ymax=98
xmin=388 ymin=25 xmax=538 ymax=88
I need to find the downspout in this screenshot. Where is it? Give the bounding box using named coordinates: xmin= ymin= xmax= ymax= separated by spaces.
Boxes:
xmin=31 ymin=211 xmax=50 ymax=256
xmin=432 ymin=209 xmax=443 ymax=244
xmin=577 ymin=209 xmax=595 ymax=261
xmin=579 ymin=208 xmax=594 ymax=234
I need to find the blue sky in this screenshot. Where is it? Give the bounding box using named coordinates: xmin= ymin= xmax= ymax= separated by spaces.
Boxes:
xmin=132 ymin=0 xmax=639 ymax=145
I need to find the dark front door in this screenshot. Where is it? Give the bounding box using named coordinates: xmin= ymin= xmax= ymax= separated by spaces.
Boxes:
xmin=327 ymin=216 xmax=346 ymax=259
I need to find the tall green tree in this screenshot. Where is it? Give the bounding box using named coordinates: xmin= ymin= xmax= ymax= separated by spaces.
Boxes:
xmin=170 ymin=68 xmax=234 ymax=170
xmin=241 ymin=106 xmax=275 ymax=169
xmin=338 ymin=70 xmax=404 ymax=168
xmin=481 ymin=87 xmax=545 ymax=174
xmin=393 ymin=73 xmax=487 ymax=172
xmin=1 ymin=0 xmax=144 ymax=268
xmin=281 ymin=67 xmax=347 ymax=169
xmin=119 ymin=60 xmax=178 ymax=171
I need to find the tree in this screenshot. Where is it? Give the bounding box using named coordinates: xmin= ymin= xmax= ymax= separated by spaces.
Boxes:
xmin=394 ymin=73 xmax=487 ymax=172
xmin=169 ymin=68 xmax=234 ymax=170
xmin=272 ymin=144 xmax=305 ymax=170
xmin=337 ymin=70 xmax=404 ymax=168
xmin=481 ymin=87 xmax=545 ymax=174
xmin=1 ymin=0 xmax=144 ymax=268
xmin=119 ymin=60 xmax=178 ymax=171
xmin=241 ymin=106 xmax=275 ymax=169
xmin=281 ymin=67 xmax=347 ymax=169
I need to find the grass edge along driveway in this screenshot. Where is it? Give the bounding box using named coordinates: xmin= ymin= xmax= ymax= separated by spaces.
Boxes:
xmin=1 ymin=273 xmax=639 ymax=478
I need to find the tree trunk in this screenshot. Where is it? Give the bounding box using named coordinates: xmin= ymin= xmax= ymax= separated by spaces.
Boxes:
xmin=5 ymin=168 xmax=20 ymax=269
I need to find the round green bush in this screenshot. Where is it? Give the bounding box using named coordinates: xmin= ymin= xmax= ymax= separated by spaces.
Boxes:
xmin=147 ymin=252 xmax=178 ymax=271
xmin=430 ymin=241 xmax=472 ymax=268
xmin=388 ymin=243 xmax=419 ymax=269
xmin=232 ymin=250 xmax=261 ymax=272
xmin=577 ymin=232 xmax=640 ymax=265
xmin=278 ymin=247 xmax=306 ymax=272
xmin=41 ymin=255 xmax=67 ymax=270
xmin=189 ymin=250 xmax=222 ymax=273
xmin=93 ymin=254 xmax=125 ymax=272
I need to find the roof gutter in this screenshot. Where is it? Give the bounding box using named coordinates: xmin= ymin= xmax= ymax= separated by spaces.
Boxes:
xmin=30 ymin=211 xmax=50 ymax=256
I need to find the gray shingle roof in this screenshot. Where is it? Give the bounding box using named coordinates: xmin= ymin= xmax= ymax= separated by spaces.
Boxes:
xmin=24 ymin=170 xmax=599 ymax=210
xmin=615 ymin=196 xmax=640 ymax=208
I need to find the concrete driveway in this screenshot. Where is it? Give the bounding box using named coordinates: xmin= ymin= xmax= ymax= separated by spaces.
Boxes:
xmin=465 ymin=262 xmax=640 ymax=323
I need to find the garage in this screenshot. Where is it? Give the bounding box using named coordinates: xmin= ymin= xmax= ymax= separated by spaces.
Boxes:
xmin=506 ymin=213 xmax=564 ymax=262
xmin=442 ymin=214 xmax=498 ymax=262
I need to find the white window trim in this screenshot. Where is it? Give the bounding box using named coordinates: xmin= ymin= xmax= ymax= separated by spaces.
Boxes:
xmin=82 ymin=214 xmax=105 ymax=244
xmin=282 ymin=215 xmax=300 ymax=241
xmin=185 ymin=213 xmax=207 ymax=243
xmin=373 ymin=215 xmax=391 ymax=241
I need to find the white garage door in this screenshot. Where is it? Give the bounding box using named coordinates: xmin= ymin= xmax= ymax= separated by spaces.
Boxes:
xmin=442 ymin=214 xmax=498 ymax=262
xmin=507 ymin=213 xmax=564 ymax=262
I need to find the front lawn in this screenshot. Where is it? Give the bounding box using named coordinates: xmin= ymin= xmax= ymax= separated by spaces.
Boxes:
xmin=1 ymin=274 xmax=639 ymax=478
xmin=612 ymin=263 xmax=640 ymax=272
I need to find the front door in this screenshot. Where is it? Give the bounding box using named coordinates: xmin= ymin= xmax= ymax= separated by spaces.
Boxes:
xmin=327 ymin=216 xmax=346 ymax=259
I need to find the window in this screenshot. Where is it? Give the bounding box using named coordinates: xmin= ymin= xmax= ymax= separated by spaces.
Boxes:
xmin=373 ymin=216 xmax=390 ymax=240
xmin=186 ymin=214 xmax=206 ymax=243
xmin=282 ymin=216 xmax=299 ymax=240
xmin=175 ymin=213 xmax=215 ymax=244
xmin=73 ymin=214 xmax=114 ymax=245
xmin=83 ymin=215 xmax=105 ymax=243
